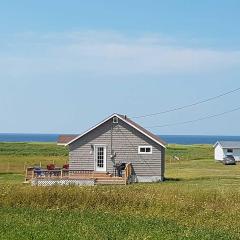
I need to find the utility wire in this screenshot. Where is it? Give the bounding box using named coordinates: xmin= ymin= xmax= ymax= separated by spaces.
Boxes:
xmin=147 ymin=106 xmax=240 ymax=129
xmin=132 ymin=87 xmax=240 ymax=119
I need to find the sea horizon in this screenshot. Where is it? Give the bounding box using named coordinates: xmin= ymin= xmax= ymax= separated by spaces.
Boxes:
xmin=0 ymin=133 xmax=240 ymax=145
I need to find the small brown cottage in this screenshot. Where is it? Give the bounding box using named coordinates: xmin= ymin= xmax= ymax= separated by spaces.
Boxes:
xmin=62 ymin=113 xmax=166 ymax=182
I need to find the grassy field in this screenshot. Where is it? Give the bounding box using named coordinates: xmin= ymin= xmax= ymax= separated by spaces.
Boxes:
xmin=0 ymin=142 xmax=68 ymax=174
xmin=0 ymin=143 xmax=240 ymax=239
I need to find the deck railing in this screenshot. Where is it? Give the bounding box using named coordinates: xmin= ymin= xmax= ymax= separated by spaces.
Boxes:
xmin=25 ymin=168 xmax=94 ymax=181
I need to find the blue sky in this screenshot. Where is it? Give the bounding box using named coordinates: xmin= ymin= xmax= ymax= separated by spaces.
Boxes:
xmin=0 ymin=1 xmax=240 ymax=135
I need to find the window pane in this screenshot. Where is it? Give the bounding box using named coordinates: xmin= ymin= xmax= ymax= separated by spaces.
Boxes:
xmin=97 ymin=147 xmax=104 ymax=168
xmin=146 ymin=148 xmax=151 ymax=152
xmin=140 ymin=148 xmax=145 ymax=152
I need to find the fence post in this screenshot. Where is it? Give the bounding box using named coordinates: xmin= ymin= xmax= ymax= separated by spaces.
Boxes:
xmin=32 ymin=168 xmax=35 ymax=179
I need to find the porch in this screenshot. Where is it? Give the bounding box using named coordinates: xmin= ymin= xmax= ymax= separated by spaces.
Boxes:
xmin=25 ymin=163 xmax=133 ymax=186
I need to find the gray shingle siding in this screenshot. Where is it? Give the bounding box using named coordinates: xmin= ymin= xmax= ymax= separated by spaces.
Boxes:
xmin=69 ymin=118 xmax=165 ymax=181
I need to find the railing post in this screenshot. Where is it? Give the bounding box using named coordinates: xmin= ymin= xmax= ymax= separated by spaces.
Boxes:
xmin=60 ymin=169 xmax=63 ymax=179
xmin=25 ymin=168 xmax=28 ymax=181
xmin=124 ymin=163 xmax=132 ymax=185
xmin=125 ymin=164 xmax=128 ymax=185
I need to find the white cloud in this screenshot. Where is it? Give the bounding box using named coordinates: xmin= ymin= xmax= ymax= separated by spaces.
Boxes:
xmin=1 ymin=31 xmax=240 ymax=78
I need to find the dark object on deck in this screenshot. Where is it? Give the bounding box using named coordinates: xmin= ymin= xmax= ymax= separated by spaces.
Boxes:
xmin=222 ymin=156 xmax=236 ymax=165
xmin=114 ymin=162 xmax=126 ymax=177
xmin=34 ymin=167 xmax=43 ymax=177
xmin=47 ymin=164 xmax=55 ymax=170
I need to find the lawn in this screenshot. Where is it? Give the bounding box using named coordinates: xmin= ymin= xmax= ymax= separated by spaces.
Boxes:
xmin=0 ymin=143 xmax=240 ymax=239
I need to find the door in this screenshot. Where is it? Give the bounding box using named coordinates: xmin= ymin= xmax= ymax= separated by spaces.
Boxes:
xmin=94 ymin=145 xmax=107 ymax=172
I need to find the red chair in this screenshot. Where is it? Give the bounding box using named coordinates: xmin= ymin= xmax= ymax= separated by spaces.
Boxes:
xmin=47 ymin=164 xmax=55 ymax=170
xmin=63 ymin=164 xmax=69 ymax=169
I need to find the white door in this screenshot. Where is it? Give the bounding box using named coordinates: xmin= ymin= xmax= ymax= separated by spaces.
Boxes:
xmin=94 ymin=145 xmax=107 ymax=172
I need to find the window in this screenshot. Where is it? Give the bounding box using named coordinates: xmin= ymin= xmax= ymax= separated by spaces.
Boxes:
xmin=227 ymin=149 xmax=233 ymax=154
xmin=113 ymin=117 xmax=118 ymax=124
xmin=138 ymin=146 xmax=152 ymax=154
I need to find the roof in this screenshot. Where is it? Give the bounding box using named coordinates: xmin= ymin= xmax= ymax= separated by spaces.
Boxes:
xmin=214 ymin=141 xmax=240 ymax=149
xmin=65 ymin=113 xmax=166 ymax=148
xmin=57 ymin=135 xmax=78 ymax=145
xmin=117 ymin=114 xmax=166 ymax=147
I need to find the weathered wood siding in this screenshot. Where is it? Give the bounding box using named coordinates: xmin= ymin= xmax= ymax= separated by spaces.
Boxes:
xmin=69 ymin=118 xmax=165 ymax=179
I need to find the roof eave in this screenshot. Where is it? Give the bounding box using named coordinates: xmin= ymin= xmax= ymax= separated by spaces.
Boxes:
xmin=66 ymin=113 xmax=119 ymax=146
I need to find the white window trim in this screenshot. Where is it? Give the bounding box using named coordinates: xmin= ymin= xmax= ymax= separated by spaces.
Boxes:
xmin=138 ymin=146 xmax=153 ymax=154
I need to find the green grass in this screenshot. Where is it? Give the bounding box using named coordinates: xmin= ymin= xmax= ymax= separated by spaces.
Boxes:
xmin=0 ymin=142 xmax=68 ymax=173
xmin=0 ymin=173 xmax=23 ymax=184
xmin=1 ymin=184 xmax=240 ymax=239
xmin=0 ymin=207 xmax=237 ymax=240
xmin=166 ymin=144 xmax=213 ymax=161
xmin=0 ymin=142 xmax=68 ymax=156
xmin=1 ymin=143 xmax=240 ymax=239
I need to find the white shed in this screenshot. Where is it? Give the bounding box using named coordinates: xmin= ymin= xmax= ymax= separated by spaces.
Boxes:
xmin=214 ymin=141 xmax=240 ymax=161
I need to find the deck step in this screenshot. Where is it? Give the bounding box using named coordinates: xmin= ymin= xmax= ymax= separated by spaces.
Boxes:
xmin=94 ymin=177 xmax=123 ymax=180
xmin=95 ymin=179 xmax=125 ymax=185
xmin=70 ymin=172 xmax=113 ymax=178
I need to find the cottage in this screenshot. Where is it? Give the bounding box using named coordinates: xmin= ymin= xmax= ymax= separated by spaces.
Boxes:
xmin=214 ymin=141 xmax=240 ymax=161
xmin=63 ymin=113 xmax=166 ymax=183
xmin=26 ymin=113 xmax=166 ymax=186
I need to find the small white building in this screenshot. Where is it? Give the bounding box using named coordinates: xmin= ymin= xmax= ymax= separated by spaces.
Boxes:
xmin=214 ymin=141 xmax=240 ymax=161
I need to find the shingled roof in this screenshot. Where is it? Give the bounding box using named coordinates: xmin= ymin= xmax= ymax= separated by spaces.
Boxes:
xmin=214 ymin=141 xmax=240 ymax=149
xmin=65 ymin=113 xmax=166 ymax=148
xmin=117 ymin=114 xmax=166 ymax=147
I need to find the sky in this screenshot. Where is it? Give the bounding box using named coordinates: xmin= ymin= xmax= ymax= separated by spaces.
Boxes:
xmin=0 ymin=1 xmax=240 ymax=135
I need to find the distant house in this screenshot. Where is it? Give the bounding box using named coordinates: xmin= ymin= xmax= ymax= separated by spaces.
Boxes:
xmin=61 ymin=113 xmax=166 ymax=182
xmin=214 ymin=141 xmax=240 ymax=161
xmin=57 ymin=135 xmax=78 ymax=146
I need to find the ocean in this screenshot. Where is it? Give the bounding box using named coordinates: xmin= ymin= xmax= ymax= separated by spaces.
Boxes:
xmin=0 ymin=133 xmax=60 ymax=143
xmin=0 ymin=133 xmax=240 ymax=145
xmin=160 ymin=135 xmax=240 ymax=145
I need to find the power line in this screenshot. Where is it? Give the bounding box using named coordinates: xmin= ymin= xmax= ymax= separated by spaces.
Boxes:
xmin=132 ymin=87 xmax=240 ymax=119
xmin=147 ymin=106 xmax=240 ymax=129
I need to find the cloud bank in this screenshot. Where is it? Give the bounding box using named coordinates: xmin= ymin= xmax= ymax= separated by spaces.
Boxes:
xmin=1 ymin=31 xmax=240 ymax=78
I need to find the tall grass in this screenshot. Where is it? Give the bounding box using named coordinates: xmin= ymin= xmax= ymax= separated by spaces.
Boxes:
xmin=1 ymin=207 xmax=236 ymax=240
xmin=1 ymin=184 xmax=240 ymax=232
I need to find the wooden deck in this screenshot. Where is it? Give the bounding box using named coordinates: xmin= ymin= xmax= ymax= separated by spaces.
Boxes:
xmin=25 ymin=163 xmax=133 ymax=185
